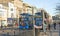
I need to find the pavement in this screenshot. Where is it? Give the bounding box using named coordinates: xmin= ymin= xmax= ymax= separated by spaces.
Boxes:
xmin=0 ymin=24 xmax=60 ymax=36
xmin=36 ymin=24 xmax=60 ymax=36
xmin=49 ymin=24 xmax=60 ymax=36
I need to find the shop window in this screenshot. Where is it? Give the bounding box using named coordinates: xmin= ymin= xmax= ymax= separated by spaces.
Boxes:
xmin=1 ymin=20 xmax=6 ymax=26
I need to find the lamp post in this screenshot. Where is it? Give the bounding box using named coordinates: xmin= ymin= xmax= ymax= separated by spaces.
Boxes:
xmin=32 ymin=6 xmax=35 ymax=36
xmin=41 ymin=10 xmax=44 ymax=31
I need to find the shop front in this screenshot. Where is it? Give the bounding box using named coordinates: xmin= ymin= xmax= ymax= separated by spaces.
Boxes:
xmin=7 ymin=18 xmax=18 ymax=27
xmin=1 ymin=20 xmax=7 ymax=26
xmin=0 ymin=20 xmax=7 ymax=28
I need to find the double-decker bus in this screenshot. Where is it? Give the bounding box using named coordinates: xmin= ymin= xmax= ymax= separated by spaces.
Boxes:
xmin=19 ymin=13 xmax=34 ymax=36
xmin=34 ymin=11 xmax=49 ymax=29
xmin=34 ymin=12 xmax=43 ymax=29
xmin=19 ymin=10 xmax=50 ymax=36
xmin=34 ymin=10 xmax=50 ymax=36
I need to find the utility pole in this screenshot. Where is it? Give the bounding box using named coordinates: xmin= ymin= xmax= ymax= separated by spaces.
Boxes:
xmin=41 ymin=10 xmax=44 ymax=32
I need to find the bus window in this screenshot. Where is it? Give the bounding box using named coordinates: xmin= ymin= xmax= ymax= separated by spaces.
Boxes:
xmin=35 ymin=18 xmax=43 ymax=26
xmin=34 ymin=12 xmax=43 ymax=29
xmin=19 ymin=13 xmax=33 ymax=30
xmin=19 ymin=21 xmax=29 ymax=30
xmin=35 ymin=12 xmax=43 ymax=26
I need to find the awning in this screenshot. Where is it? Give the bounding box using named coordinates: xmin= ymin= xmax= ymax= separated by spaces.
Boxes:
xmin=7 ymin=18 xmax=13 ymax=20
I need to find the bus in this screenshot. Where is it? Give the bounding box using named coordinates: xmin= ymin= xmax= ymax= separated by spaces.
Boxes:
xmin=19 ymin=13 xmax=34 ymax=36
xmin=34 ymin=12 xmax=43 ymax=29
xmin=19 ymin=11 xmax=49 ymax=36
xmin=34 ymin=11 xmax=49 ymax=36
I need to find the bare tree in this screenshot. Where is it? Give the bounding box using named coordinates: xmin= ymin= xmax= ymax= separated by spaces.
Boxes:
xmin=55 ymin=3 xmax=60 ymax=17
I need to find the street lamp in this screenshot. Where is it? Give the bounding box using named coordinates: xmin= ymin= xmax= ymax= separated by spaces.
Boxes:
xmin=32 ymin=6 xmax=35 ymax=36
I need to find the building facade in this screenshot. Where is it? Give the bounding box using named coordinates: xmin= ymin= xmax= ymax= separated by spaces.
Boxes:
xmin=0 ymin=0 xmax=23 ymax=26
xmin=0 ymin=0 xmax=37 ymax=27
xmin=0 ymin=4 xmax=7 ymax=26
xmin=7 ymin=0 xmax=23 ymax=26
xmin=23 ymin=3 xmax=37 ymax=15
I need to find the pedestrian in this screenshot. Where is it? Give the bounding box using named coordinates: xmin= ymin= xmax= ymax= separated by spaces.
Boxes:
xmin=59 ymin=22 xmax=60 ymax=27
xmin=48 ymin=24 xmax=50 ymax=30
xmin=54 ymin=23 xmax=56 ymax=30
xmin=1 ymin=25 xmax=3 ymax=29
xmin=59 ymin=22 xmax=60 ymax=25
xmin=43 ymin=21 xmax=47 ymax=35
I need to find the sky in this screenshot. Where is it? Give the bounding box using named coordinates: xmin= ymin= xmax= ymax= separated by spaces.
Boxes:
xmin=23 ymin=0 xmax=60 ymax=16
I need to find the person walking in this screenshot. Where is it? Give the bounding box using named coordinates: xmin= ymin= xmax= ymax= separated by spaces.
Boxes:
xmin=48 ymin=24 xmax=50 ymax=30
xmin=1 ymin=24 xmax=3 ymax=29
xmin=43 ymin=21 xmax=47 ymax=35
xmin=59 ymin=22 xmax=60 ymax=26
xmin=54 ymin=23 xmax=56 ymax=30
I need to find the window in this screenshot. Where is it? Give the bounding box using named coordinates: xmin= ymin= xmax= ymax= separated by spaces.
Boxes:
xmin=19 ymin=16 xmax=33 ymax=30
xmin=35 ymin=17 xmax=43 ymax=26
xmin=0 ymin=12 xmax=2 ymax=16
xmin=11 ymin=13 xmax=14 ymax=18
xmin=11 ymin=8 xmax=13 ymax=11
xmin=0 ymin=4 xmax=3 ymax=8
xmin=7 ymin=20 xmax=13 ymax=25
xmin=1 ymin=20 xmax=6 ymax=26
